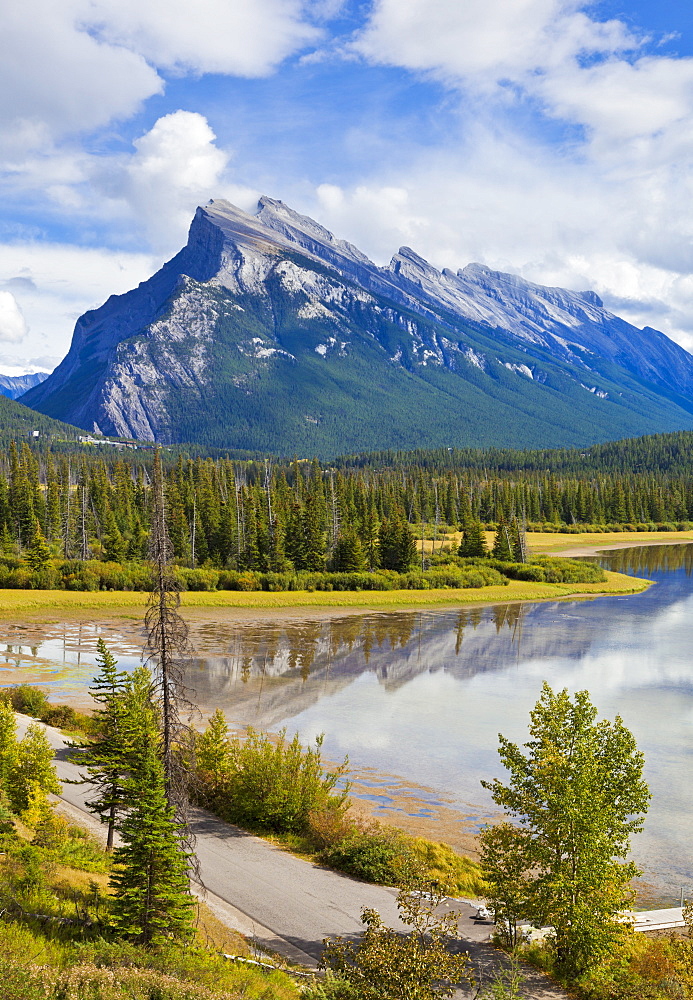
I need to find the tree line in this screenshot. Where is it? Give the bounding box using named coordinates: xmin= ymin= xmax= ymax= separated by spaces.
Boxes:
xmin=1 ymin=441 xmax=692 ymax=580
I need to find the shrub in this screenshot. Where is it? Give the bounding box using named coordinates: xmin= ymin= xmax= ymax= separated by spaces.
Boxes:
xmin=489 ymin=556 xmax=606 ymax=584
xmin=63 ymin=568 xmax=100 ymax=591
xmin=217 ymin=570 xmax=261 ymax=591
xmin=196 ymin=721 xmax=349 ymax=835
xmin=307 ymin=805 xmax=359 ymax=850
xmin=320 ymin=825 xmax=417 ymax=885
xmin=176 ymin=567 xmax=220 ymax=591
xmin=28 ymin=567 xmax=61 ymax=589
xmin=40 ymin=704 xmax=77 ymax=729
xmin=6 ymin=567 xmax=32 ymax=588
xmin=2 ymin=684 xmax=48 ymax=717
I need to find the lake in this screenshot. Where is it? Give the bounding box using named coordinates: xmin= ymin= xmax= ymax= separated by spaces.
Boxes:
xmin=2 ymin=542 xmax=692 ymax=904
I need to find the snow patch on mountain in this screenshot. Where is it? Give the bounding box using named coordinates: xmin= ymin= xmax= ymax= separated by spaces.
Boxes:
xmin=504 ymin=362 xmax=534 ymax=379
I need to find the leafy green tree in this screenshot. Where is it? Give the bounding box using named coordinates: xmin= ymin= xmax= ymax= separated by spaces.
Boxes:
xmin=0 ymin=698 xmax=17 ymax=788
xmin=480 ymin=683 xmax=650 ymax=978
xmin=321 ymin=882 xmax=473 ymax=999
xmin=5 ymin=721 xmax=60 ymax=814
xmin=196 ymin=708 xmax=232 ymax=791
xmin=478 ymin=822 xmax=531 ymax=948
xmin=111 ymin=721 xmax=194 ymax=945
xmin=73 ymin=639 xmax=131 ymax=850
xmin=458 ymin=520 xmax=487 ymax=557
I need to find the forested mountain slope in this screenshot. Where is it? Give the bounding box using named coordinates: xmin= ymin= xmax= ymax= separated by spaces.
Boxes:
xmin=338 ymin=430 xmax=693 ymax=476
xmin=0 ymin=393 xmax=86 ymax=448
xmin=22 ymin=198 xmax=693 ymax=457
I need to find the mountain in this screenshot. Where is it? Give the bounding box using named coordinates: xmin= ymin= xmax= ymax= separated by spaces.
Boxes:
xmin=0 ymin=371 xmax=48 ymax=400
xmin=0 ymin=392 xmax=89 ymax=448
xmin=21 ymin=197 xmax=693 ymax=457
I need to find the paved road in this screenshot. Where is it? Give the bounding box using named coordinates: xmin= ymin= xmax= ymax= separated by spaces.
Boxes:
xmin=18 ymin=714 xmax=570 ymax=999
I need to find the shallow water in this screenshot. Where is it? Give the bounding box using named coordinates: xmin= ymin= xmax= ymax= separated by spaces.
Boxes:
xmin=3 ymin=543 xmax=693 ymax=903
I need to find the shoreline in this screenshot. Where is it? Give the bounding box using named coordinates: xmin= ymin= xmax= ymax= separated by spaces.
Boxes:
xmin=535 ymin=536 xmax=693 ymax=557
xmin=0 ymin=529 xmax=683 ymax=618
xmin=0 ymin=570 xmax=650 ymax=619
xmin=4 ymin=534 xmax=685 ymax=908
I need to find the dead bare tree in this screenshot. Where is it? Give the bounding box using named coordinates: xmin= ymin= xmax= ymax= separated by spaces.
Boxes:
xmin=144 ymin=449 xmax=197 ymax=814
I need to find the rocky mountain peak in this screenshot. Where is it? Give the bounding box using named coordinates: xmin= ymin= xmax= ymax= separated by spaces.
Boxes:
xmin=254 ymin=195 xmax=373 ymax=267
xmin=458 ymin=262 xmax=605 ymax=316
xmin=20 ymin=194 xmax=693 ymax=453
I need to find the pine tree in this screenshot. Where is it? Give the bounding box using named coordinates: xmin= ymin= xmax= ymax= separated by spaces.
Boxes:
xmin=74 ymin=639 xmax=131 ymax=850
xmin=491 ymin=516 xmax=514 ymax=561
xmin=111 ymin=723 xmax=194 ymax=945
xmin=379 ymin=512 xmax=416 ymax=572
xmin=458 ymin=520 xmax=487 ymax=558
xmin=331 ymin=527 xmax=366 ymax=571
xmin=25 ymin=518 xmax=51 ymax=572
xmin=361 ymin=498 xmax=380 ymax=570
xmin=303 ymin=492 xmax=327 ymax=571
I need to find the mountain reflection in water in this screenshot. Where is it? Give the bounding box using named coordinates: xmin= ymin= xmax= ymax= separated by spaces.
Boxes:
xmin=0 ymin=542 xmax=691 ymax=903
xmin=183 ymin=543 xmax=693 ymax=904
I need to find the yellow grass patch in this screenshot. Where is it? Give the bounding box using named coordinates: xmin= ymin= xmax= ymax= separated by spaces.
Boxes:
xmin=527 ymin=529 xmax=693 ymax=553
xmin=0 ymin=568 xmax=649 ymax=616
xmin=421 ymin=528 xmax=693 ymax=555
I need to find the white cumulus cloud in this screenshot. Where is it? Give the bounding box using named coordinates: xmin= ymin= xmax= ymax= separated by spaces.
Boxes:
xmin=91 ymin=111 xmax=258 ymax=254
xmin=0 ymin=0 xmax=161 ymax=153
xmin=338 ymin=0 xmax=693 ymax=351
xmin=119 ymin=111 xmax=230 ymax=251
xmin=86 ymin=0 xmax=321 ymax=77
xmin=0 ymin=0 xmax=319 ymax=161
xmin=355 ymin=0 xmax=635 ymax=87
xmin=0 ymin=245 xmax=156 ymax=371
xmin=0 ymin=292 xmax=28 ymax=343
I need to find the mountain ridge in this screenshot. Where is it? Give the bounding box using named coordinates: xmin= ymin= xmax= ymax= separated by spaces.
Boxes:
xmin=21 ymin=197 xmax=693 ymax=456
xmin=0 ymin=371 xmax=48 ymax=400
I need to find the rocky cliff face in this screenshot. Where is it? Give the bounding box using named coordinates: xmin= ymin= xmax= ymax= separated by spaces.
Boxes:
xmin=21 ymin=197 xmax=693 ymax=455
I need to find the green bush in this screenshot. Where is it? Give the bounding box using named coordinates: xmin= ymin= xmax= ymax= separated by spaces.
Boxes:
xmin=176 ymin=567 xmax=220 ymax=591
xmin=419 ymin=566 xmax=507 ymax=589
xmin=320 ymin=827 xmax=417 ymax=885
xmin=28 ymin=567 xmax=61 ymax=589
xmin=216 ymin=566 xmax=507 ymax=594
xmin=196 ymin=725 xmax=349 ymax=835
xmin=2 ymin=684 xmax=49 ymax=717
xmin=39 ymin=704 xmax=76 ymax=730
xmin=489 ymin=556 xmax=606 ymax=584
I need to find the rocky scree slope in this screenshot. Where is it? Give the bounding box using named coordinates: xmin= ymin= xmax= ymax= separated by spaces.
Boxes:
xmin=21 ymin=197 xmax=693 ymax=456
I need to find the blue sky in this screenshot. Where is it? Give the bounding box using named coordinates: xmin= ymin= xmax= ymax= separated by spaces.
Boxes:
xmin=2 ymin=0 xmax=693 ymax=373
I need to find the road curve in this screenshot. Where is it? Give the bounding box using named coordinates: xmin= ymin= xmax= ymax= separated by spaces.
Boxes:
xmin=16 ymin=714 xmax=569 ymax=999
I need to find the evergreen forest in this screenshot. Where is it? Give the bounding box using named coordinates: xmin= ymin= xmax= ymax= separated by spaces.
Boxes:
xmin=0 ymin=430 xmax=692 ymax=591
